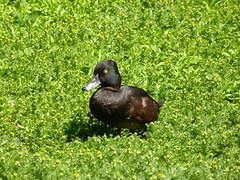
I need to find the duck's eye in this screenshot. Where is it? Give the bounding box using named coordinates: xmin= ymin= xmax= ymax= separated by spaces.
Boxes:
xmin=103 ymin=69 xmax=109 ymax=74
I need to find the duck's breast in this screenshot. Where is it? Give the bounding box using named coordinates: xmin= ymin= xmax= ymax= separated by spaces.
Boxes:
xmin=90 ymin=87 xmax=130 ymax=124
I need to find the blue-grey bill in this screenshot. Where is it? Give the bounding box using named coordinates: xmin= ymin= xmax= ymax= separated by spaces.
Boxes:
xmin=82 ymin=74 xmax=100 ymax=91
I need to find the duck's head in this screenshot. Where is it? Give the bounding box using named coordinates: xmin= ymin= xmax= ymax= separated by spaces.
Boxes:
xmin=82 ymin=60 xmax=121 ymax=91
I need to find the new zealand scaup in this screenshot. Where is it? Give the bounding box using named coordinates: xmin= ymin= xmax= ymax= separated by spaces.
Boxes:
xmin=82 ymin=60 xmax=164 ymax=130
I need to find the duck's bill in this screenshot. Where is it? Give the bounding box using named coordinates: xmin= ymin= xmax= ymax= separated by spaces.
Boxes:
xmin=82 ymin=74 xmax=100 ymax=91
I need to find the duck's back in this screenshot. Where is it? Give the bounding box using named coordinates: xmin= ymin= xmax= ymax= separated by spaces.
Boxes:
xmin=90 ymin=85 xmax=162 ymax=129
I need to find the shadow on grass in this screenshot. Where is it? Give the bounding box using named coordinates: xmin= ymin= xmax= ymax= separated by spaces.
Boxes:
xmin=64 ymin=112 xmax=121 ymax=142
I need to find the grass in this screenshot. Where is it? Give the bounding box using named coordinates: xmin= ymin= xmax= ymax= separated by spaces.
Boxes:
xmin=0 ymin=0 xmax=239 ymax=179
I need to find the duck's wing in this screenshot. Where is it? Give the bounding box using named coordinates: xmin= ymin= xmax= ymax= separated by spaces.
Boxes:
xmin=122 ymin=86 xmax=160 ymax=123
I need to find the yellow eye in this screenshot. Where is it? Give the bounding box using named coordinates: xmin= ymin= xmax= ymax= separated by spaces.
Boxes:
xmin=103 ymin=69 xmax=109 ymax=73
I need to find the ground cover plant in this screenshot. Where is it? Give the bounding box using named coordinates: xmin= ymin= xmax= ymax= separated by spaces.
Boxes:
xmin=0 ymin=0 xmax=239 ymax=179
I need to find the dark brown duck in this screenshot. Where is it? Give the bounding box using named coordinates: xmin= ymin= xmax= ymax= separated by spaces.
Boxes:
xmin=82 ymin=60 xmax=164 ymax=130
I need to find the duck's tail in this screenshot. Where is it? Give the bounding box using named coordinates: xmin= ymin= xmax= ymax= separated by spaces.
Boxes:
xmin=157 ymin=101 xmax=165 ymax=108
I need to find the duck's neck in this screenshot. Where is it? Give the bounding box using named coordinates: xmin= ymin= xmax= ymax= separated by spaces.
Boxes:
xmin=112 ymin=72 xmax=121 ymax=89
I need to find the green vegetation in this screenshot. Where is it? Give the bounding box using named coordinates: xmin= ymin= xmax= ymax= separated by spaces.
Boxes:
xmin=0 ymin=0 xmax=239 ymax=179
